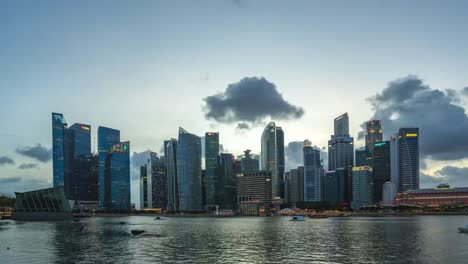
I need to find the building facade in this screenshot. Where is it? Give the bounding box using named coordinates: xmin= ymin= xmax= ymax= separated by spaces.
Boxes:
xmin=396 ymin=185 xmax=468 ymax=207
xmin=323 ymin=169 xmax=346 ymax=205
xmin=204 ymin=132 xmax=219 ymax=207
xmin=351 ymin=166 xmax=373 ymax=210
xmin=104 ymin=141 xmax=131 ymax=211
xmin=216 ymin=153 xmax=237 ymax=210
xmin=372 ymin=141 xmax=391 ymax=204
xmin=365 ymin=120 xmax=383 ymax=151
xmin=303 ymin=143 xmax=322 ymax=201
xmin=165 ymin=138 xmax=178 ymax=212
xmin=98 ymin=126 xmax=120 ymax=208
xmin=261 ymin=122 xmax=285 ymax=198
xmin=151 ymin=152 xmax=167 ymax=210
xmin=355 ymin=147 xmax=371 ymax=166
xmin=328 ymin=113 xmax=354 ymax=171
xmin=287 ymin=166 xmax=304 ymax=204
xmin=140 ymin=164 xmax=149 ymax=209
xmin=397 ymin=128 xmax=419 ymax=192
xmin=52 ymin=113 xmax=67 ymax=187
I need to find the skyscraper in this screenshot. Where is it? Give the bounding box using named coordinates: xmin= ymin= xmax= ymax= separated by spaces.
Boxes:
xmin=52 ymin=113 xmax=67 ymax=187
xmin=287 ymin=166 xmax=304 ymax=204
xmin=98 ymin=126 xmax=120 ymax=208
xmin=365 ymin=120 xmax=383 ymax=150
xmin=351 ymin=166 xmax=373 ymax=210
xmin=139 ymin=164 xmax=149 ymax=209
xmin=328 ymin=113 xmax=354 ymax=171
xmin=397 ymin=128 xmax=420 ymax=192
xmin=151 ymin=152 xmax=167 ymax=209
xmin=323 ymin=168 xmax=347 ymax=205
xmin=177 ymin=127 xmax=202 ymax=211
xmin=204 ymin=132 xmax=219 ymax=207
xmin=355 ymin=147 xmax=371 ymax=166
xmin=104 ymin=141 xmax=130 ymax=211
xmin=389 ymin=133 xmax=399 ymax=203
xmin=164 ymin=139 xmax=178 ymax=212
xmin=69 ymin=123 xmax=91 ymax=157
xmin=261 ymin=122 xmax=285 ymax=198
xmin=216 ymin=153 xmax=237 ymax=210
xmin=303 ymin=142 xmax=322 ymax=202
xmin=372 ymin=141 xmax=391 ymax=203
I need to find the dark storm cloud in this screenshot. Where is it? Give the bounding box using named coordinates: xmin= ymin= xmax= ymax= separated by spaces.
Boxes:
xmin=285 ymin=141 xmax=328 ymax=171
xmin=0 ymin=177 xmax=21 ymax=183
xmin=203 ymin=77 xmax=304 ymax=125
xmin=420 ymin=166 xmax=468 ymax=188
xmin=236 ymin=122 xmax=250 ymax=130
xmin=16 ymin=144 xmax=52 ymax=162
xmin=18 ymin=163 xmax=39 ymax=170
xmin=0 ymin=156 xmax=15 ymax=166
xmin=0 ymin=177 xmax=51 ymax=195
xmin=368 ymin=75 xmax=468 ymax=160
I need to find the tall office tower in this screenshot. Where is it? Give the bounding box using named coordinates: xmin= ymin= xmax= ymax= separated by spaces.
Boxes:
xmin=355 ymin=147 xmax=371 ymax=166
xmin=261 ymin=122 xmax=285 ymax=198
xmin=164 ymin=139 xmax=178 ymax=212
xmin=240 ymin=150 xmax=260 ymax=172
xmin=372 ymin=141 xmax=391 ymax=204
xmin=237 ymin=171 xmax=272 ymax=203
xmin=104 ymin=141 xmax=130 ymax=211
xmin=69 ymin=123 xmax=91 ymax=157
xmin=287 ymin=166 xmax=304 ymax=204
xmin=204 ymin=132 xmax=219 ymax=207
xmin=303 ymin=142 xmax=323 ymax=201
xmin=201 ymin=169 xmax=206 ymax=208
xmin=69 ymin=155 xmax=99 ymax=206
xmin=140 ymin=164 xmax=149 ymax=209
xmin=98 ymin=127 xmax=120 ymax=207
xmin=52 ymin=113 xmax=67 ymax=187
xmin=397 ymin=128 xmax=420 ymax=192
xmin=389 ymin=133 xmax=399 ymax=202
xmin=328 ymin=113 xmax=354 ymax=171
xmin=151 ymin=152 xmax=167 ymax=210
xmin=216 ymin=153 xmax=237 ymax=210
xmin=382 ymin=182 xmax=395 ymax=206
xmin=323 ymin=168 xmax=346 ymax=205
xmin=351 ymin=166 xmax=373 ymax=210
xmin=177 ymin=127 xmax=202 ymax=211
xmin=365 ymin=120 xmax=383 ymax=150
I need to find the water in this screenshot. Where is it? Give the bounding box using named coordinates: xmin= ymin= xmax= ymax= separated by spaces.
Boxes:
xmin=1 ymin=216 xmax=467 ymax=263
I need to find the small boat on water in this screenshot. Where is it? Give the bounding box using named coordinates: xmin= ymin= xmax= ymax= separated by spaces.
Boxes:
xmin=290 ymin=215 xmax=306 ymax=221
xmin=458 ymin=225 xmax=468 ymax=233
xmin=154 ymin=216 xmax=166 ymax=220
xmin=131 ymin=229 xmax=145 ymax=235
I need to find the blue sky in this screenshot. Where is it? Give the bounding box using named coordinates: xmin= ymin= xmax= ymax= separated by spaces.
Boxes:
xmin=1 ymin=0 xmax=468 ymax=203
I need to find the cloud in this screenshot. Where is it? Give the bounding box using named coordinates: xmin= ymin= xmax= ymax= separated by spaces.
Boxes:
xmin=420 ymin=166 xmax=468 ymax=188
xmin=0 ymin=177 xmax=51 ymax=195
xmin=16 ymin=144 xmax=52 ymax=162
xmin=130 ymin=150 xmax=152 ymax=180
xmin=0 ymin=177 xmax=21 ymax=183
xmin=367 ymin=75 xmax=468 ymax=160
xmin=236 ymin=122 xmax=250 ymax=130
xmin=462 ymin=87 xmax=468 ymax=96
xmin=18 ymin=163 xmax=39 ymax=170
xmin=0 ymin=156 xmax=15 ymax=166
xmin=285 ymin=140 xmax=328 ymax=171
xmin=203 ymin=77 xmax=304 ymax=126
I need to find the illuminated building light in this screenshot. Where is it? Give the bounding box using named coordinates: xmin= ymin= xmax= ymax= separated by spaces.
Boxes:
xmin=80 ymin=125 xmax=90 ymax=131
xmin=379 ymin=129 xmax=382 ymax=133
xmin=370 ymin=129 xmax=375 ymax=133
xmin=406 ymin=133 xmax=418 ymax=137
xmin=374 ymin=142 xmax=386 ymax=147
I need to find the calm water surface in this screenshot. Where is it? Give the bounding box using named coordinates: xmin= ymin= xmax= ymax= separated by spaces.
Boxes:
xmin=1 ymin=216 xmax=467 ymax=263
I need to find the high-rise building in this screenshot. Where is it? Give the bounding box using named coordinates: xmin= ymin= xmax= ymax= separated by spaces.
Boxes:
xmin=237 ymin=171 xmax=272 ymax=203
xmin=323 ymin=168 xmax=347 ymax=205
xmin=204 ymin=132 xmax=219 ymax=207
xmin=287 ymin=166 xmax=304 ymax=204
xmin=69 ymin=155 xmax=99 ymax=207
xmin=52 ymin=113 xmax=67 ymax=187
xmin=69 ymin=123 xmax=91 ymax=157
xmin=139 ymin=164 xmax=149 ymax=209
xmin=261 ymin=122 xmax=285 ymax=198
xmin=328 ymin=113 xmax=354 ymax=171
xmin=104 ymin=141 xmax=130 ymax=211
xmin=164 ymin=138 xmax=178 ymax=212
xmin=303 ymin=142 xmax=322 ymax=202
xmin=177 ymin=127 xmax=202 ymax=211
xmin=389 ymin=133 xmax=399 ymax=202
xmin=372 ymin=141 xmax=391 ymax=204
xmin=397 ymin=128 xmax=420 ymax=192
xmin=365 ymin=120 xmax=383 ymax=150
xmin=351 ymin=166 xmax=373 ymax=210
xmin=216 ymin=153 xmax=237 ymax=210
xmin=240 ymin=150 xmax=260 ymax=172
xmin=151 ymin=152 xmax=167 ymax=210
xmin=355 ymin=147 xmax=371 ymax=166
xmin=382 ymin=181 xmax=395 ymax=206
xmin=98 ymin=127 xmax=120 ymax=208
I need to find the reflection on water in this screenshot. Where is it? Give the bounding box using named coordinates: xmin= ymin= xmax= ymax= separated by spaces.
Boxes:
xmin=0 ymin=216 xmax=467 ymax=263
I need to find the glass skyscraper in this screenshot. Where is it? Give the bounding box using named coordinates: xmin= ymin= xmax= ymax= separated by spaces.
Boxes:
xmin=355 ymin=147 xmax=371 ymax=166
xmin=397 ymin=128 xmax=419 ymax=192
xmin=372 ymin=141 xmax=391 ymax=203
xmin=151 ymin=152 xmax=167 ymax=209
xmin=328 ymin=113 xmax=354 ymax=171
xmin=52 ymin=113 xmax=67 ymax=187
xmin=216 ymin=153 xmax=237 ymax=210
xmin=165 ymin=138 xmax=178 ymax=212
xmin=204 ymin=132 xmax=219 ymax=207
xmin=365 ymin=120 xmax=383 ymax=150
xmin=177 ymin=128 xmax=202 ymax=211
xmin=287 ymin=166 xmax=304 ymax=203
xmin=261 ymin=122 xmax=285 ymax=198
xmin=98 ymin=126 xmax=120 ymax=208
xmin=104 ymin=141 xmax=130 ymax=211
xmin=303 ymin=142 xmax=322 ymax=202
xmin=351 ymin=166 xmax=373 ymax=210
xmin=69 ymin=123 xmax=91 ymax=157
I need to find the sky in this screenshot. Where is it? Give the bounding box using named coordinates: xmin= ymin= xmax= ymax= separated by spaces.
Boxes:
xmin=1 ymin=0 xmax=468 ymax=205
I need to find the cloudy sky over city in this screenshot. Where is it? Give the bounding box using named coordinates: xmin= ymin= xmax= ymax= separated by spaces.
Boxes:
xmin=1 ymin=0 xmax=468 ymax=203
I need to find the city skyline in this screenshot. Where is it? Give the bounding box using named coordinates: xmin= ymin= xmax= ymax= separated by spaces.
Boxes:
xmin=1 ymin=1 xmax=468 ymax=206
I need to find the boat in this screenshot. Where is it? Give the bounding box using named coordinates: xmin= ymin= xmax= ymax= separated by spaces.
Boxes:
xmin=154 ymin=216 xmax=166 ymax=220
xmin=458 ymin=225 xmax=468 ymax=233
xmin=290 ymin=215 xmax=306 ymax=221
xmin=131 ymin=229 xmax=145 ymax=235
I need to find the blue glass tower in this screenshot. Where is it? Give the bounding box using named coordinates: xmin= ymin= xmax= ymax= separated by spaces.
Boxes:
xmin=98 ymin=126 xmax=120 ymax=208
xmin=52 ymin=113 xmax=67 ymax=187
xmin=165 ymin=139 xmax=178 ymax=212
xmin=204 ymin=132 xmax=219 ymax=207
xmin=177 ymin=127 xmax=202 ymax=211
xmin=104 ymin=141 xmax=130 ymax=211
xmin=69 ymin=123 xmax=91 ymax=157
xmin=303 ymin=141 xmax=322 ymax=202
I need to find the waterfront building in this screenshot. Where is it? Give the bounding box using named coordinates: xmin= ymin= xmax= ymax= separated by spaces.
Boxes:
xmin=164 ymin=138 xmax=178 ymax=212
xmin=177 ymin=127 xmax=202 ymax=211
xmin=68 ymin=123 xmax=91 ymax=157
xmin=12 ymin=186 xmax=73 ymax=221
xmin=201 ymin=169 xmax=206 ymax=208
xmin=323 ymin=168 xmax=346 ymax=205
xmin=287 ymin=166 xmax=304 ymax=204
xmin=304 ymin=142 xmax=322 ymax=202
xmin=52 ymin=113 xmax=67 ymax=187
xmin=355 ymin=147 xmax=371 ymax=166
xmin=98 ymin=126 xmax=121 ymax=208
xmin=237 ymin=171 xmax=272 ymax=215
xmin=140 ymin=164 xmax=149 ymax=209
xmin=365 ymin=120 xmax=383 ymax=151
xmin=396 ymin=184 xmax=468 ymax=207
xmin=70 ymin=155 xmax=99 ymax=208
xmin=351 ymin=166 xmax=373 ymax=210
xmin=216 ymin=153 xmax=237 ymax=210
xmin=261 ymin=122 xmax=285 ymax=198
xmin=104 ymin=141 xmax=131 ymax=211
xmin=397 ymin=128 xmax=420 ymax=192
xmin=372 ymin=141 xmax=391 ymax=204
xmin=204 ymin=132 xmax=219 ymax=208
xmin=389 ymin=133 xmax=399 ymax=204
xmin=151 ymin=152 xmax=167 ymax=210
xmin=382 ymin=181 xmax=395 ymax=206
xmin=240 ymin=149 xmax=260 ymax=172
xmin=328 ymin=113 xmax=354 ymax=171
